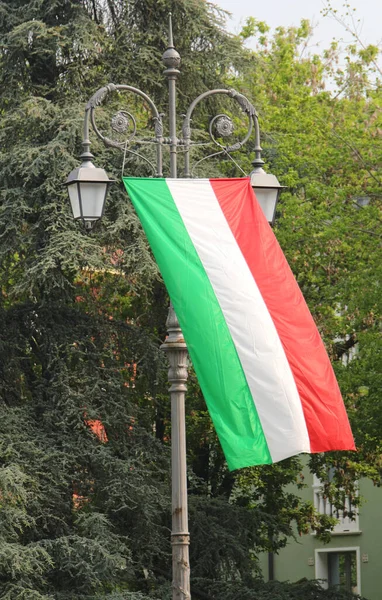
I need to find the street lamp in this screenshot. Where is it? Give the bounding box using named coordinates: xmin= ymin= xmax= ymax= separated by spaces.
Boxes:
xmin=65 ymin=158 xmax=113 ymax=229
xmin=65 ymin=15 xmax=282 ymax=600
xmin=250 ymin=164 xmax=283 ymax=226
xmin=249 ymin=112 xmax=283 ymax=226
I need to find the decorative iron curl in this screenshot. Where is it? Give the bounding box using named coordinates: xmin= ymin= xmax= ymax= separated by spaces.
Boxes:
xmin=227 ymin=88 xmax=258 ymax=118
xmin=81 ymin=83 xmax=164 ymax=176
xmin=182 ymin=88 xmax=262 ymax=177
xmin=86 ymin=84 xmax=119 ymax=109
xmin=111 ymin=111 xmax=131 ymax=134
xmin=210 ymin=114 xmax=234 ymax=139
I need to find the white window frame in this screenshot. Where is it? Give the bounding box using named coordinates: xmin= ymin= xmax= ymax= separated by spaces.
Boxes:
xmin=315 ymin=546 xmax=361 ymax=594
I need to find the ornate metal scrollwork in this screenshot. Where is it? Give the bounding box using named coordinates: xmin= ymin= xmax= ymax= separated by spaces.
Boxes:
xmin=153 ymin=114 xmax=165 ymax=139
xmin=182 ymin=88 xmax=259 ymax=177
xmin=111 ymin=111 xmax=131 ymax=134
xmin=82 ymin=84 xmax=260 ymax=180
xmin=83 ymin=83 xmax=164 ymax=176
xmin=181 ymin=120 xmax=192 ymax=142
xmin=211 ymin=114 xmax=234 ymax=138
xmin=86 ymin=83 xmax=118 ymax=110
xmin=107 ymin=110 xmax=138 ymax=148
xmin=227 ymin=88 xmax=258 ymax=118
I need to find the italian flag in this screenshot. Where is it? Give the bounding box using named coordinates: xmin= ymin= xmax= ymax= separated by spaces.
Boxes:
xmin=123 ymin=177 xmax=355 ymax=471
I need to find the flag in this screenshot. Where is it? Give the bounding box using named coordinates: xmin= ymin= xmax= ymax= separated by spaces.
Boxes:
xmin=123 ymin=177 xmax=355 ymax=471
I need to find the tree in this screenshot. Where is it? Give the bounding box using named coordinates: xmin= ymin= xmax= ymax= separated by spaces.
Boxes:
xmin=0 ymin=1 xmax=248 ymax=597
xmin=234 ymin=14 xmax=382 ymax=501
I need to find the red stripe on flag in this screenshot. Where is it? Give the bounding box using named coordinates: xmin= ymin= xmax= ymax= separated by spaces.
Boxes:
xmin=210 ymin=178 xmax=355 ymax=453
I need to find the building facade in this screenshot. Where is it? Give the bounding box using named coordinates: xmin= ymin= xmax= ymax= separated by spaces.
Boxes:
xmin=258 ymin=469 xmax=381 ymax=599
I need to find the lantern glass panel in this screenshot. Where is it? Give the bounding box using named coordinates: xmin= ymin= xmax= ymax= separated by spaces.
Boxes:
xmin=253 ymin=187 xmax=278 ymax=224
xmin=68 ymin=183 xmax=81 ymax=219
xmin=78 ymin=182 xmax=107 ymax=220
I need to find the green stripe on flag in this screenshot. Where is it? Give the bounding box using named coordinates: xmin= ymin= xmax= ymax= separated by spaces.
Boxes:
xmin=123 ymin=177 xmax=271 ymax=470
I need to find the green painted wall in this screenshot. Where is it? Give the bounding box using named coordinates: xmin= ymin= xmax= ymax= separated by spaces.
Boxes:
xmin=258 ymin=471 xmax=382 ymax=600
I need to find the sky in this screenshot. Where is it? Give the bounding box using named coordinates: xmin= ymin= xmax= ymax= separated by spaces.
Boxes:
xmin=214 ymin=0 xmax=381 ymax=59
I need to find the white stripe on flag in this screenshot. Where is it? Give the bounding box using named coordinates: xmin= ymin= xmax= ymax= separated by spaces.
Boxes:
xmin=167 ymin=179 xmax=311 ymax=462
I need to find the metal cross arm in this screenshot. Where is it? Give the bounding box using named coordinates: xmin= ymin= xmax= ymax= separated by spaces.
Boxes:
xmin=66 ymin=18 xmax=282 ymax=229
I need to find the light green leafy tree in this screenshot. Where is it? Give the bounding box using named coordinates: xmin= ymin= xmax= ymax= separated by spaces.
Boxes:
xmin=233 ymin=13 xmax=381 ymax=507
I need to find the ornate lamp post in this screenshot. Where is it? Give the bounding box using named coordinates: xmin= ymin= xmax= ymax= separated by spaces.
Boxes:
xmin=66 ymin=15 xmax=282 ymax=600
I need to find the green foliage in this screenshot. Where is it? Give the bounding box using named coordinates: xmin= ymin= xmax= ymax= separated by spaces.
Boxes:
xmin=0 ymin=0 xmax=381 ymax=598
xmin=0 ymin=300 xmax=169 ymax=597
xmin=192 ymin=578 xmax=368 ymax=600
xmin=233 ymin=17 xmax=382 ymax=502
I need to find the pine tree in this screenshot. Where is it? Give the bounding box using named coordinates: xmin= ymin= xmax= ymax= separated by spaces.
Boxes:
xmin=0 ymin=1 xmax=265 ymax=597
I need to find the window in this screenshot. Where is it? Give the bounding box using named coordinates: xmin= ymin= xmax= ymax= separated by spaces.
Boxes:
xmin=328 ymin=551 xmax=357 ymax=590
xmin=315 ymin=547 xmax=361 ymax=594
xmin=313 ymin=474 xmax=360 ymax=534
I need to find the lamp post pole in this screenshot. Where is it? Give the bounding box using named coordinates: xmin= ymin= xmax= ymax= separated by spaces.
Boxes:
xmin=160 ymin=16 xmax=191 ymax=600
xmin=66 ymin=15 xmax=282 ymax=600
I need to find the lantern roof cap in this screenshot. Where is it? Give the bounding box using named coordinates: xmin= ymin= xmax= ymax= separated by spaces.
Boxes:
xmin=249 ymin=166 xmax=284 ymax=190
xmin=65 ymin=161 xmax=114 ymax=185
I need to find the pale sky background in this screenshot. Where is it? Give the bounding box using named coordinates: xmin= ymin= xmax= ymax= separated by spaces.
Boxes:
xmin=214 ymin=0 xmax=381 ymax=66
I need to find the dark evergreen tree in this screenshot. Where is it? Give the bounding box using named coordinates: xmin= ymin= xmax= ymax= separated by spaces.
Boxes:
xmin=0 ymin=1 xmax=273 ymax=597
xmin=0 ymin=1 xmax=245 ymax=597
